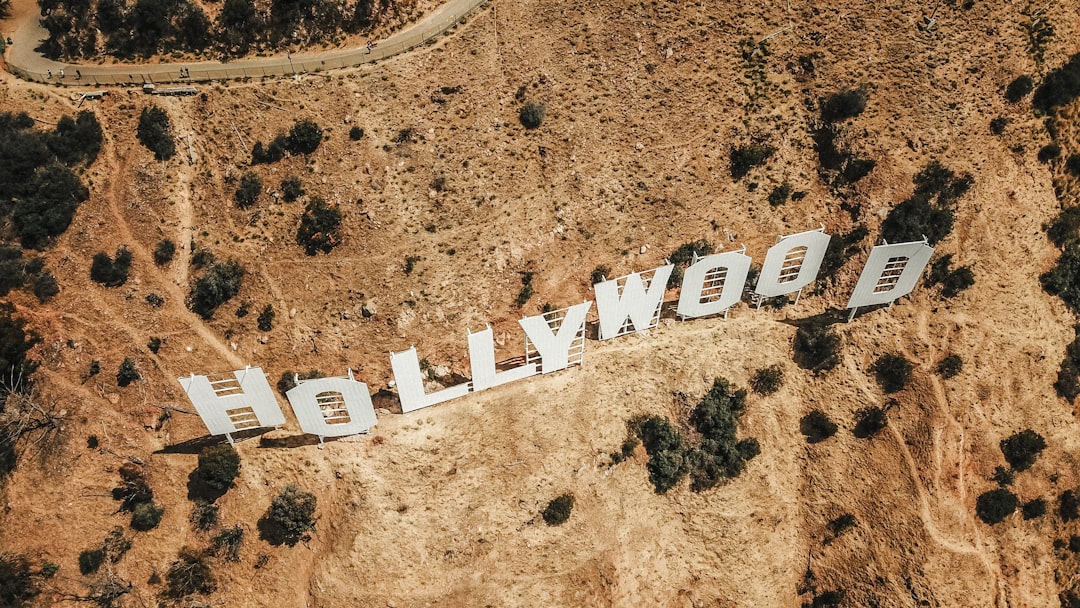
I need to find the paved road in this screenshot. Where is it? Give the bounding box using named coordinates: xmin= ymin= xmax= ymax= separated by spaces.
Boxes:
xmin=2 ymin=0 xmax=488 ymax=86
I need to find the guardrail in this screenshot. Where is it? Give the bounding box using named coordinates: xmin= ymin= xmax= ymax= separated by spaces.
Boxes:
xmin=6 ymin=0 xmax=488 ymax=87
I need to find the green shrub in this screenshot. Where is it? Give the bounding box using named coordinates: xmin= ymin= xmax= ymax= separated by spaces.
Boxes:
xmin=147 ymin=337 xmax=161 ymax=354
xmin=78 ymin=548 xmax=105 ymax=575
xmin=40 ymin=562 xmax=58 ymax=579
xmin=729 ymin=144 xmax=775 ymax=180
xmin=1000 ymin=429 xmax=1046 ymax=472
xmin=234 ymin=171 xmax=262 ymax=209
xmin=1005 ymin=75 xmax=1034 ymax=103
xmin=190 ymin=500 xmax=219 ymax=531
xmin=937 ymin=354 xmax=963 ymax=378
xmin=800 ymin=410 xmax=838 ymax=443
xmin=190 ymin=259 xmax=245 ymax=319
xmin=90 ymin=247 xmax=132 ymax=287
xmin=197 ymin=444 xmax=240 ymax=491
xmin=153 ymin=239 xmax=176 ymax=265
xmin=260 ymin=484 xmax=316 ymax=546
xmin=1022 ymin=498 xmax=1047 ymax=520
xmin=164 ymin=547 xmax=215 ymax=598
xmin=793 ymin=321 xmax=841 ymax=374
xmin=297 ymin=197 xmax=342 ymax=255
xmin=976 ymin=488 xmax=1018 ymax=524
xmin=852 ymin=406 xmax=888 ymax=439
xmin=631 ymin=416 xmax=683 ymax=455
xmin=116 ymin=357 xmax=140 ymax=387
xmin=131 ymin=501 xmax=164 ymax=531
xmin=542 ymin=493 xmax=574 ymax=525
xmin=881 ymin=160 xmax=972 ymax=245
xmin=820 ymin=89 xmax=867 ymax=123
xmin=211 ymin=525 xmax=244 ymax=561
xmin=112 ymin=463 xmax=153 ymax=510
xmin=516 ymin=271 xmax=535 ymax=307
xmin=871 ymin=353 xmax=912 ymax=393
xmin=137 ymin=106 xmax=175 ymax=160
xmin=991 ymin=465 xmax=1014 ymax=487
xmin=280 ymin=176 xmax=303 ymax=202
xmin=646 ymin=448 xmax=687 ymax=494
xmin=819 ymin=225 xmax=869 ymax=279
xmin=348 ymin=126 xmax=364 ymax=141
xmin=286 ymin=119 xmax=323 ymax=154
xmin=750 ymin=364 xmax=784 ymax=395
xmin=13 ymin=163 xmax=90 ymax=249
xmin=519 ymin=103 xmax=546 ymax=129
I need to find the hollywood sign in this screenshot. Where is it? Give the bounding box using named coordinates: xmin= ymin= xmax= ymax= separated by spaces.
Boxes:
xmin=178 ymin=228 xmax=933 ymax=443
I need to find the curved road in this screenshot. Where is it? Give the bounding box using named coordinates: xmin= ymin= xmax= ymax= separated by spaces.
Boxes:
xmin=2 ymin=0 xmax=488 ymax=86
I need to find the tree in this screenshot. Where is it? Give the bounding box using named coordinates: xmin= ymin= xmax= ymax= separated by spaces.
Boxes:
xmin=112 ymin=462 xmax=152 ymax=510
xmin=871 ymin=353 xmax=912 ymax=393
xmin=257 ymin=304 xmax=275 ymax=331
xmin=153 ymin=239 xmax=176 ymax=265
xmin=33 ymin=271 xmax=59 ymax=303
xmin=49 ymin=111 xmax=102 ymax=165
xmin=297 ymin=197 xmax=342 ymax=255
xmin=131 ymin=501 xmax=164 ymax=530
xmin=519 ymin=103 xmax=546 ymax=130
xmin=216 ymin=0 xmax=260 ymax=54
xmin=197 ymin=444 xmax=240 ymax=491
xmin=12 ymin=163 xmax=89 ymax=249
xmin=793 ymin=321 xmax=841 ymax=374
xmin=234 ymin=171 xmax=262 ymax=209
xmin=542 ymin=493 xmax=574 ymax=525
xmin=261 ymin=484 xmax=317 ymax=546
xmin=880 ymin=160 xmax=973 ymax=246
xmin=286 ymin=120 xmax=323 ymax=155
xmin=281 ymin=176 xmax=303 ymax=202
xmin=90 ymin=247 xmax=133 ymax=287
xmin=211 ymin=525 xmax=244 ymax=561
xmin=976 ymin=488 xmax=1017 ymax=524
xmin=116 ymin=357 xmax=140 ymax=386
xmin=1000 ymin=429 xmax=1046 ymax=472
xmin=164 ymin=547 xmax=215 ymax=598
xmin=190 ymin=260 xmax=245 ymax=319
xmin=750 ymin=364 xmax=784 ymax=395
xmin=852 ymin=407 xmax=888 ymax=439
xmin=136 ymin=106 xmax=175 ymax=160
xmin=800 ymin=410 xmax=837 ymax=443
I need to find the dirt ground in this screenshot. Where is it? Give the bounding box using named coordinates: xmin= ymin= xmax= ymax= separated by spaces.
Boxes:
xmin=3 ymin=0 xmax=1080 ymax=605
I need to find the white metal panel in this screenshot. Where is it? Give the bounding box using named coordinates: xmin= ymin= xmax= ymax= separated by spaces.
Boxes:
xmin=286 ymin=371 xmax=377 ymax=438
xmin=520 ymin=301 xmax=591 ymax=373
xmin=390 ymin=347 xmax=471 ymax=414
xmin=676 ymin=250 xmax=751 ymax=318
xmin=177 ymin=366 xmax=285 ymax=436
xmin=755 ymin=228 xmax=831 ymax=297
xmin=846 ymin=240 xmax=934 ymax=309
xmin=468 ymin=326 xmax=537 ymax=391
xmin=594 ymin=265 xmax=673 ymax=340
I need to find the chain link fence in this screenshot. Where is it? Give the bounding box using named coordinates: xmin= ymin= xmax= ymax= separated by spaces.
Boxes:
xmin=7 ymin=0 xmax=488 ymax=87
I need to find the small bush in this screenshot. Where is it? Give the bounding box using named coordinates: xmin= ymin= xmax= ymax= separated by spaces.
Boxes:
xmin=190 ymin=500 xmax=219 ymax=531
xmin=793 ymin=321 xmax=841 ymax=374
xmin=937 ymin=354 xmax=963 ymax=378
xmin=767 ymin=182 xmax=792 ymax=206
xmin=348 ymin=126 xmax=364 ymax=141
xmin=33 ymin=271 xmax=58 ymax=303
xmin=234 ymin=171 xmax=262 ymax=209
xmin=820 ymin=89 xmax=867 ymax=123
xmin=113 ymin=464 xmax=153 ymax=511
xmin=211 ymin=525 xmax=244 ymax=561
xmin=280 ymin=176 xmax=303 ymax=202
xmin=197 ymin=444 xmax=240 ymax=491
xmin=989 ymin=116 xmax=1008 ymax=135
xmin=87 ymin=435 xmax=99 ymax=449
xmin=147 ymin=337 xmax=161 ymax=354
xmin=800 ymin=410 xmax=838 ymax=443
xmin=1041 ymin=242 xmax=1080 ymax=313
xmin=871 ymin=353 xmax=912 ymax=393
xmin=976 ymin=488 xmax=1018 ymax=524
xmin=1000 ymin=429 xmax=1046 ymax=472
xmin=257 ymin=304 xmax=275 ymax=331
xmin=297 ymin=197 xmax=342 ymax=255
xmin=542 ymin=493 xmax=574 ymax=525
xmin=519 ymin=103 xmax=546 ymax=129
xmin=646 ymin=449 xmax=687 ymax=494
xmin=992 ymin=465 xmax=1015 ymax=487
xmin=590 ymin=265 xmax=611 ymax=285
xmin=927 ymin=254 xmax=975 ymax=297
xmin=1039 ymin=144 xmax=1062 ymax=164
xmin=1022 ymin=498 xmax=1047 ymax=520
xmin=516 ymin=271 xmax=535 ymax=307
xmin=729 ymin=144 xmax=775 ymax=180
xmin=90 ymin=247 xmax=133 ymax=287
xmin=145 ymin=293 xmax=164 ymax=307
xmin=78 ymin=548 xmax=105 ymax=575
xmin=40 ymin=563 xmax=58 ymax=579
xmin=131 ymin=501 xmax=165 ymax=531
xmin=750 ymin=364 xmax=784 ymax=395
xmin=286 ymin=119 xmax=323 ymax=155
xmin=277 ymin=370 xmax=297 ymax=394
xmin=137 ymin=106 xmax=175 ymax=160
xmin=116 ymin=357 xmax=140 ymax=387
xmin=666 ymin=240 xmax=714 ymax=287
xmin=1034 ymin=54 xmax=1080 ymax=113
xmin=881 ymin=160 xmax=972 ymax=246
xmin=1067 ymin=155 xmax=1080 ymax=177
xmin=260 ymin=484 xmax=317 ymax=546
xmin=153 ymin=239 xmax=176 ymax=265
xmin=190 ymin=260 xmax=245 ymax=319
xmin=853 ymin=407 xmax=888 ymax=439
xmin=1062 ymin=489 xmax=1080 ymax=522
xmin=1005 ymin=75 xmax=1034 ymax=103
xmin=164 ymin=547 xmax=215 ymax=598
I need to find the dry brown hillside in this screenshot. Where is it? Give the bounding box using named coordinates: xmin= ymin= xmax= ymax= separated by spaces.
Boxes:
xmin=3 ymin=0 xmax=1080 ymax=606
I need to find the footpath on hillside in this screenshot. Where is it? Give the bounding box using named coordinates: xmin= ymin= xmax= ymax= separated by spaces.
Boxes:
xmin=1 ymin=0 xmax=487 ymax=86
